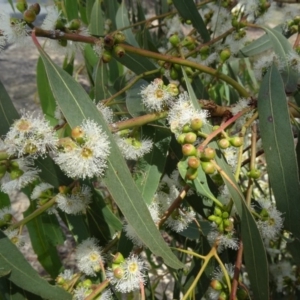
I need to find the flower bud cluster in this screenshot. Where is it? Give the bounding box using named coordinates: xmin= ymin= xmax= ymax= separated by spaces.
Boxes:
xmin=208 ymin=206 xmax=233 ymax=233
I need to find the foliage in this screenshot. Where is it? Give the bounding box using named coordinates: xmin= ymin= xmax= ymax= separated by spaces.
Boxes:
xmin=1 ymin=0 xmax=300 ymax=299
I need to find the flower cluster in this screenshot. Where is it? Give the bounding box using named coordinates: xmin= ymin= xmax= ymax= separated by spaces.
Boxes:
xmin=54 ymin=119 xmax=110 ymax=179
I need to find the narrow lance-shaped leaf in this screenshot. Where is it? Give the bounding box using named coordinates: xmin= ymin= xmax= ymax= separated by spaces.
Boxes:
xmin=257 ymin=63 xmax=300 ymax=240
xmin=34 ymin=35 xmax=183 ymax=270
xmin=116 ymin=1 xmax=139 ymax=47
xmin=0 ymin=231 xmax=71 ymax=300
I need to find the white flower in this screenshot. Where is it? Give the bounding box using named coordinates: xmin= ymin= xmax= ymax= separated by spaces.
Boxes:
xmin=41 ymin=6 xmax=61 ymax=30
xmin=164 ymin=15 xmax=184 ymax=38
xmin=140 ymin=78 xmax=175 ymax=112
xmin=269 ymin=260 xmax=296 ymax=293
xmin=96 ymin=102 xmax=114 ymax=124
xmin=54 ymin=119 xmax=110 ymax=179
xmin=0 ymin=12 xmax=27 ymax=46
xmin=106 ymin=255 xmax=148 ymax=293
xmin=287 ymin=50 xmax=300 ymax=74
xmin=1 ymin=158 xmax=40 ymax=194
xmin=3 ymin=229 xmax=25 ymax=248
xmin=56 ymin=185 xmax=92 ymax=215
xmin=4 ymin=111 xmax=58 ymax=158
xmin=31 ymin=182 xmax=54 ymax=200
xmin=256 ymin=199 xmax=283 ymax=243
xmin=0 ymin=206 xmax=12 ymax=222
xmin=114 ymin=135 xmax=153 ymax=160
xmin=207 ymin=223 xmax=239 ymax=253
xmin=206 ymin=263 xmax=235 ymax=300
xmin=167 ymin=92 xmax=208 ymax=136
xmin=75 ymin=237 xmax=104 ymax=277
xmin=221 ymin=146 xmax=238 ymax=171
xmin=73 ymin=286 xmax=91 ymax=300
xmin=54 ymin=105 xmax=65 ymax=126
xmin=158 ymin=185 xmax=195 ymax=233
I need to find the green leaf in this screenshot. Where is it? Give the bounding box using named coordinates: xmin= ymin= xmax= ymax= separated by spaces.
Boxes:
xmin=37 ymin=58 xmax=57 ymax=126
xmin=86 ymin=0 xmax=95 ymax=23
xmin=260 ymin=26 xmax=298 ymax=93
xmin=126 ymin=79 xmax=146 ymax=117
xmin=0 ymin=80 xmax=19 ymax=136
xmin=135 ymin=127 xmax=171 ymax=205
xmin=94 ymin=59 xmax=110 ymax=101
xmin=78 ymin=0 xmax=88 ymax=25
xmin=63 ymin=0 xmax=78 ymax=20
xmin=103 ymin=0 xmax=119 ymax=30
xmin=23 ymin=201 xmax=64 ymax=278
xmin=192 ymin=76 xmax=209 ymax=99
xmin=89 ymin=0 xmax=105 ymax=36
xmin=257 ymin=63 xmax=300 ymax=239
xmin=239 ymin=24 xmax=283 ymax=57
xmin=179 ymin=222 xmax=201 ymax=240
xmin=0 ymin=231 xmax=71 ymax=299
xmin=35 ymin=41 xmax=183 ymax=269
xmin=116 ymin=1 xmax=139 ymax=47
xmin=0 ymin=192 xmax=10 ymax=208
xmin=172 ymin=0 xmax=210 ymax=42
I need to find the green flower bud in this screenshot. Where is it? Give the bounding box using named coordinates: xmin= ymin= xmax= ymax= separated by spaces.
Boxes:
xmin=113 ymin=31 xmax=126 ymax=43
xmin=114 ymin=45 xmax=125 ymax=58
xmin=16 ymin=0 xmax=28 ymax=12
xmin=214 ymin=207 xmax=222 ymax=216
xmin=210 ymin=279 xmax=223 ymax=290
xmin=82 ymin=279 xmax=92 ymax=288
xmin=23 ymin=9 xmax=36 ymax=23
xmin=220 ymin=48 xmax=231 ymax=63
xmin=181 ymin=36 xmax=195 ymax=47
xmin=201 ymin=161 xmax=216 ymax=174
xmin=218 ymin=291 xmax=228 ymax=300
xmin=190 ymin=118 xmax=203 ymax=131
xmin=166 ymin=83 xmax=179 ymax=96
xmin=182 ymin=124 xmax=193 ymax=133
xmin=29 ymin=3 xmax=41 ymax=15
xmin=10 ymin=168 xmax=24 ymax=180
xmin=182 ymin=144 xmax=197 ymax=156
xmin=112 ymin=252 xmax=125 ymax=264
xmin=55 ymin=18 xmax=67 ymax=30
xmin=102 ymin=50 xmax=112 ymax=63
xmin=200 ymin=147 xmax=216 ymax=161
xmin=229 ymin=137 xmax=243 ymax=147
xmin=67 ymin=19 xmax=81 ymax=30
xmin=170 ymin=67 xmax=179 ymax=80
xmin=169 ymin=33 xmax=180 ymax=47
xmin=113 ymin=267 xmax=124 ymax=279
xmin=222 ymin=211 xmax=229 ymax=219
xmin=104 ymin=35 xmax=115 ymax=47
xmin=177 ymin=133 xmax=186 ymax=145
xmin=184 ymin=132 xmax=197 ymax=144
xmin=247 ymin=169 xmax=261 ymax=179
xmin=187 ymin=156 xmax=200 ymax=169
xmin=218 ymin=138 xmax=230 ymax=149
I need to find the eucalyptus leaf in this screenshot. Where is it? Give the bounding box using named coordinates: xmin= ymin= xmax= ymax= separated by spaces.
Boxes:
xmin=0 ymin=231 xmax=71 ymax=300
xmin=35 ymin=41 xmax=183 ymax=269
xmin=257 ymin=63 xmax=300 ymax=240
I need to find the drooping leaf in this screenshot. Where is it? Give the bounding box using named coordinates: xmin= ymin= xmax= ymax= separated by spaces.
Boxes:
xmin=34 ymin=37 xmax=183 ymax=269
xmin=94 ymin=59 xmax=110 ymax=101
xmin=103 ymin=0 xmax=119 ymax=30
xmin=0 ymin=231 xmax=71 ymax=300
xmin=172 ymin=0 xmax=210 ymax=42
xmin=257 ymin=63 xmax=300 ymax=240
xmin=37 ymin=58 xmax=57 ymax=126
xmin=89 ymin=0 xmax=105 ymax=36
xmin=0 ymin=80 xmax=19 ymax=136
xmin=23 ymin=200 xmax=64 ymax=278
xmin=260 ymin=26 xmax=298 ymax=93
xmin=126 ymin=79 xmax=146 ymax=117
xmin=86 ymin=0 xmax=96 ymax=23
xmin=116 ymin=1 xmax=139 ymax=47
xmin=239 ymin=24 xmax=283 ymax=57
xmin=134 ymin=127 xmax=171 ymax=205
xmin=63 ymin=0 xmax=78 ymax=20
